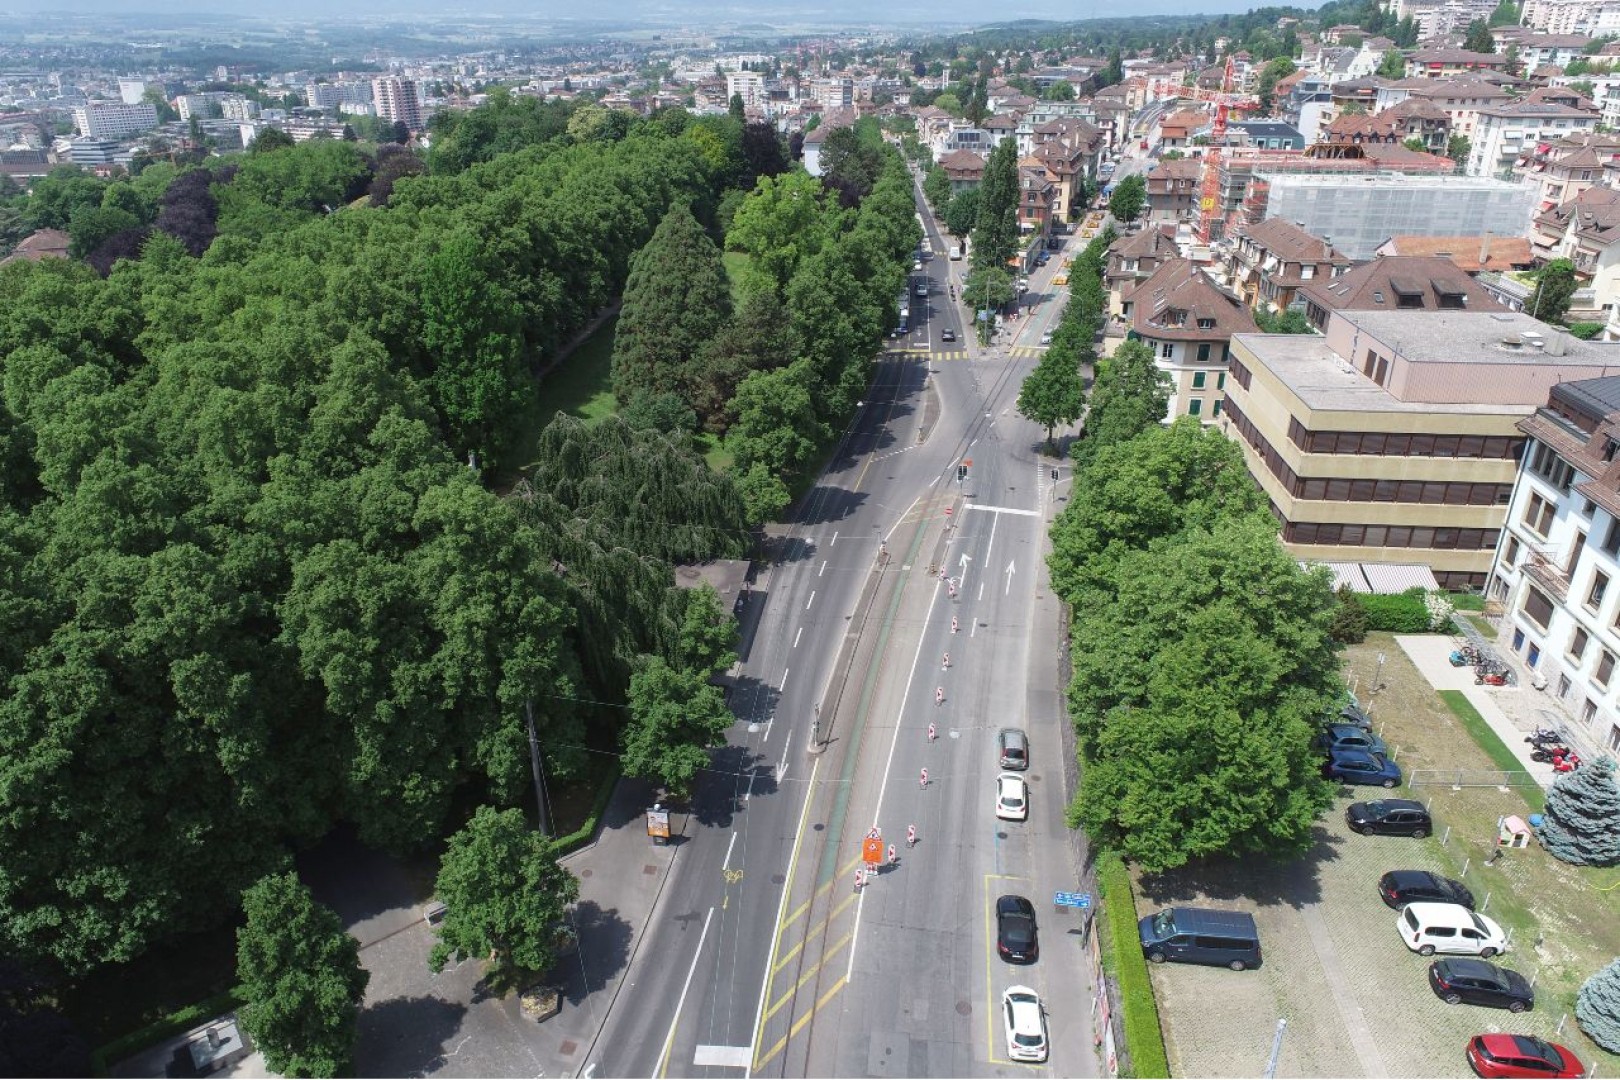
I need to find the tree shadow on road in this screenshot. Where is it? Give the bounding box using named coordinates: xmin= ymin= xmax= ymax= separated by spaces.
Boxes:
xmin=725 ymin=672 xmax=781 ymax=730
xmin=1134 ymin=825 xmax=1344 ymax=911
xmin=558 ymin=900 xmax=634 ymax=1007
xmin=354 ymin=995 xmax=468 ymax=1078
xmin=795 ymin=485 xmax=870 ymax=526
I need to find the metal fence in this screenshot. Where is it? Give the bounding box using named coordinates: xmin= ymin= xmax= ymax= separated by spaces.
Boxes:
xmin=1407 ymin=769 xmax=1544 ymax=790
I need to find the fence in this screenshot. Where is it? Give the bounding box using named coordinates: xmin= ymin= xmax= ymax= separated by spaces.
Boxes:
xmin=1407 ymin=768 xmax=1544 ymax=790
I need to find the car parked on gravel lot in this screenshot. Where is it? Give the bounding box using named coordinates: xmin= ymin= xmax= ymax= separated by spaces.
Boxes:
xmin=1429 ymin=958 xmax=1534 ymax=1012
xmin=1465 ymin=1034 xmax=1583 ymax=1078
xmin=1316 ymin=724 xmax=1387 ymax=755
xmin=1398 ymin=902 xmax=1507 ymax=958
xmin=1323 ymin=748 xmax=1402 ymax=787
xmin=1379 ymin=870 xmax=1474 ymax=910
xmin=1346 ymin=799 xmax=1432 ymax=837
xmin=1001 ymin=986 xmax=1049 ymax=1063
xmin=995 ymin=773 xmax=1028 ymax=821
xmin=996 ymin=895 xmax=1038 ymax=964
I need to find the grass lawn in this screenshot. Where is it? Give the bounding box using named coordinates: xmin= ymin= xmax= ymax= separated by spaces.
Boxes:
xmin=722 ymin=251 xmax=753 ymax=306
xmin=1346 ymin=635 xmax=1620 ymax=1067
xmin=496 ymin=315 xmax=619 ymax=488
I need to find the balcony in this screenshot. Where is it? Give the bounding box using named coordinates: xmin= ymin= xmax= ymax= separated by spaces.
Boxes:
xmin=1522 ymin=546 xmax=1572 ymax=604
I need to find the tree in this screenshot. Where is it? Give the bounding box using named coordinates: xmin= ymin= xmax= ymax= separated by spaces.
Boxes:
xmin=1530 ymin=258 xmax=1579 ymax=324
xmin=1395 ymin=15 xmax=1420 ymax=47
xmin=1328 ymin=585 xmax=1370 ymax=644
xmin=1463 ymin=19 xmax=1495 ymax=52
xmin=0 ymin=962 xmax=90 ymax=1078
xmin=1017 ymin=348 xmax=1086 ymax=450
xmin=1489 ymin=0 xmax=1521 ymax=26
xmin=729 ymin=92 xmax=746 ymax=122
xmin=1102 ymin=47 xmax=1124 ymax=87
xmin=1535 ymin=754 xmax=1620 ymax=865
xmin=1044 ymin=81 xmax=1076 ymax=101
xmin=943 ymin=186 xmax=980 ymax=238
xmin=1254 ymin=306 xmax=1315 ymax=334
xmin=971 ymin=138 xmax=1019 ymax=274
xmin=430 ymin=807 xmax=580 ymax=978
xmin=611 ymin=203 xmax=734 ymax=422
xmin=1256 ymin=57 xmax=1297 ymax=113
xmin=622 ymin=656 xmax=732 ymax=794
xmin=236 ymin=872 xmax=368 ymax=1078
xmin=922 ymin=164 xmax=953 ymax=215
xmin=1578 ymin=958 xmax=1620 ymax=1053
xmin=1077 ymin=339 xmax=1168 ymax=459
xmin=1379 ymin=49 xmax=1411 ymax=79
xmin=1108 ymin=174 xmax=1146 ymax=224
xmin=673 ymin=585 xmax=739 ymax=675
xmin=1446 ymin=134 xmax=1471 ymax=166
xmin=249 ymin=126 xmax=295 ymax=154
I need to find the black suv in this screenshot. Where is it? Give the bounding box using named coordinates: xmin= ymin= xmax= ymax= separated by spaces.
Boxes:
xmin=1379 ymin=870 xmax=1474 ymax=910
xmin=1346 ymin=799 xmax=1432 ymax=837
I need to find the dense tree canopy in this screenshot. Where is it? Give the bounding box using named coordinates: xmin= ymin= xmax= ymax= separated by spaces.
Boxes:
xmin=971 ymin=138 xmax=1019 ymax=273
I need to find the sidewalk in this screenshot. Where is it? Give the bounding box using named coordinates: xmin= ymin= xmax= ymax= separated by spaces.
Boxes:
xmin=1392 ymin=634 xmax=1558 ymax=787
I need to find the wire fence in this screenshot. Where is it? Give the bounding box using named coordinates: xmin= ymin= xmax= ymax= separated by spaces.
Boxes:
xmin=1407 ymin=769 xmax=1544 ymax=790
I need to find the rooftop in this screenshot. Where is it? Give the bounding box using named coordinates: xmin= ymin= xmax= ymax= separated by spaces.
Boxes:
xmin=1231 ymin=333 xmax=1515 ymax=414
xmin=1346 ymin=310 xmax=1620 ymax=366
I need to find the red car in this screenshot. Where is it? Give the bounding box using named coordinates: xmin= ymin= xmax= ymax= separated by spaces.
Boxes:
xmin=1466 ymin=1034 xmax=1584 ymax=1078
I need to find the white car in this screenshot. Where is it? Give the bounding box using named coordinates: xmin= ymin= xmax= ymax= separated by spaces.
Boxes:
xmin=1398 ymin=902 xmax=1508 ymax=958
xmin=995 ymin=773 xmax=1028 ymax=821
xmin=1039 ymin=330 xmax=1054 ymax=346
xmin=1001 ymin=986 xmax=1048 ymax=1063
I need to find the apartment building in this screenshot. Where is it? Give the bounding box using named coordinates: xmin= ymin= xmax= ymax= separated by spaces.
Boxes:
xmin=1121 ymin=258 xmax=1257 ymax=424
xmin=1466 ymin=102 xmax=1599 ymax=179
xmin=1389 ymin=0 xmax=1497 ymax=38
xmin=371 ymin=76 xmax=424 ymax=132
xmin=306 ymin=81 xmax=374 ymax=111
xmin=1144 ymin=157 xmax=1203 ymax=225
xmin=1221 ymin=310 xmax=1620 ymax=588
xmin=71 ymin=101 xmax=157 ymax=139
xmin=726 ymin=70 xmax=766 ymax=108
xmin=1225 ymin=218 xmax=1351 ymax=312
xmin=1490 ymin=375 xmax=1620 ymax=755
xmin=1405 ymin=49 xmax=1510 ymax=79
xmin=1103 ymin=225 xmax=1181 ymax=317
xmin=1298 ymin=255 xmax=1507 ymax=330
xmin=1521 ymin=0 xmax=1620 ymax=34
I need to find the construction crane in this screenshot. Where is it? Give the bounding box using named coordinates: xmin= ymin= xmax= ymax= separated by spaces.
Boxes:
xmin=1196 ymin=56 xmax=1256 ymax=246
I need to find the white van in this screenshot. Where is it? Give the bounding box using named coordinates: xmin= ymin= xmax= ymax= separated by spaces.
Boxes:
xmin=1397 ymin=902 xmax=1507 ymax=958
xmin=949 ymin=244 xmax=962 ymax=261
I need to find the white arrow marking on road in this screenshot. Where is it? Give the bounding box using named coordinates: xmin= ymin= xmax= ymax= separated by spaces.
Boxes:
xmin=1004 ymin=559 xmax=1016 ymax=596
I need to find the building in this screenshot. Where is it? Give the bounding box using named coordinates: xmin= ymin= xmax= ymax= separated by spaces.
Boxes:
xmin=66 ymin=137 xmax=123 ymax=165
xmin=1491 ymin=30 xmax=1591 ymax=69
xmin=937 ymin=148 xmax=986 ymax=192
xmin=117 ymin=78 xmax=147 ymax=105
xmin=1466 ymin=102 xmax=1600 ymax=179
xmin=1297 ymin=255 xmax=1508 ymax=330
xmin=1517 ymin=133 xmax=1620 ymax=216
xmin=1144 ymin=157 xmax=1203 ymax=225
xmin=1374 ymin=234 xmax=1535 ymax=272
xmin=1104 ymin=225 xmax=1182 ymax=317
xmin=1226 ymin=121 xmax=1306 ymax=151
xmin=1121 ymin=258 xmax=1257 ymax=423
xmin=1255 ymin=173 xmax=1538 ymax=259
xmin=175 ymin=92 xmax=231 ymax=121
xmin=1223 ymin=310 xmax=1620 ymax=589
xmin=70 ymin=101 xmax=157 ymax=139
xmin=1404 ymin=49 xmax=1510 ymax=79
xmin=371 ymin=77 xmax=424 ymax=132
xmin=725 ymin=70 xmax=765 ymax=108
xmin=1490 ymin=375 xmax=1620 ymax=754
xmin=1224 ymin=218 xmax=1351 ymax=313
xmin=1390 ymin=0 xmax=1498 ymax=37
xmin=1017 ymin=162 xmax=1056 ymax=237
xmin=1157 ymin=108 xmax=1207 ymax=149
xmin=1521 ymin=0 xmax=1620 ymax=34
xmin=0 ymin=228 xmax=69 ymax=267
xmin=306 ymin=81 xmax=373 ymax=111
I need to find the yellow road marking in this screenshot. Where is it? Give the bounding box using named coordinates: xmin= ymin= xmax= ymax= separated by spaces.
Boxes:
xmin=776 ymin=855 xmax=864 ymax=940
xmin=753 ymin=974 xmax=849 ymax=1072
xmin=983 ymin=874 xmax=1029 ymax=1067
xmin=763 ymin=931 xmax=852 ymax=1022
xmin=772 ymin=892 xmax=857 ymax=975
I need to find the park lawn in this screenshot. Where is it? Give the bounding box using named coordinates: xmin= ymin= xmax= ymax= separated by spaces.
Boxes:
xmin=722 ymin=250 xmax=752 ymax=306
xmin=496 ymin=315 xmax=619 ymax=489
xmin=1343 ymin=635 xmax=1620 ymax=1070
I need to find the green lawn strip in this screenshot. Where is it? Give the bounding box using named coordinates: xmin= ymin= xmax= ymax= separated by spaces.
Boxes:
xmin=1446 ymin=592 xmax=1486 ymax=612
xmin=496 ymin=316 xmax=620 ymax=490
xmin=1098 ymin=850 xmax=1170 ymax=1079
xmin=90 ymin=988 xmax=245 ymax=1077
xmin=721 ymin=251 xmax=752 ymax=306
xmin=1437 ymin=690 xmax=1546 ymax=813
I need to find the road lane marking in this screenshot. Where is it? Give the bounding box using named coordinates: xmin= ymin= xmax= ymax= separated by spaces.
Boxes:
xmin=775 ymin=856 xmax=862 ymax=938
xmin=830 ymin=531 xmax=838 ymax=546
xmin=806 ymin=591 xmax=815 ymax=611
xmin=723 ymin=831 xmax=738 ymax=872
xmin=762 ymin=931 xmax=852 ymax=1022
xmin=819 ymin=560 xmax=826 ymax=577
xmin=656 ymin=906 xmax=714 ymax=1078
xmin=747 ymin=755 xmax=821 ymax=1078
xmin=780 ymin=667 xmax=789 ymax=692
xmin=771 ymin=893 xmax=858 ymax=975
xmin=963 ymin=503 xmax=1039 ymax=517
xmin=694 ymin=1045 xmax=752 ymax=1068
xmin=754 ymin=974 xmax=848 ymax=1072
xmin=982 ymin=874 xmax=1030 ymax=1067
xmin=793 ymin=626 xmax=802 ymax=649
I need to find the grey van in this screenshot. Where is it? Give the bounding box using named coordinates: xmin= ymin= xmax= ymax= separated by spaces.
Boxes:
xmin=1138 ymin=907 xmax=1262 ymax=971
xmin=997 ymin=728 xmax=1029 ymax=770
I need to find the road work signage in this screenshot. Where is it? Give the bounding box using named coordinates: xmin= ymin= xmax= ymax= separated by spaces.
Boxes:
xmin=862 ymin=830 xmax=884 ymax=866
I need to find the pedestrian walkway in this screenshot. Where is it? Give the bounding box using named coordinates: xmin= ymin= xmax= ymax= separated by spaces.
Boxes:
xmin=1393 ymin=634 xmax=1558 ymax=787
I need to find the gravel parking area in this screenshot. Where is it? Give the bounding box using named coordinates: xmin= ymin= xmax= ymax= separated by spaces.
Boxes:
xmin=1137 ymin=634 xmax=1619 ymax=1078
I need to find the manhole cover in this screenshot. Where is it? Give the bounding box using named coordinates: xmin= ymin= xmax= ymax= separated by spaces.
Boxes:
xmin=772 ymin=873 xmax=786 ymax=884
xmin=643 ymin=864 xmax=658 ymax=876
xmin=955 ymin=1001 xmax=972 ymax=1016
xmin=579 ymin=868 xmax=593 ymax=878
xmin=559 ymin=1039 xmax=578 ymax=1056
xmin=997 ymin=831 xmax=1008 ymax=840
xmin=813 ymin=823 xmax=825 ymax=831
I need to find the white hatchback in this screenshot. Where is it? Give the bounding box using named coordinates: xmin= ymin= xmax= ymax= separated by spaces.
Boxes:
xmin=1001 ymin=986 xmax=1048 ymax=1062
xmin=995 ymin=773 xmax=1028 ymax=822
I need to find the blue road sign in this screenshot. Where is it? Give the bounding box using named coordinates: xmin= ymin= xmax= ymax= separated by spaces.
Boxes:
xmin=1055 ymin=891 xmax=1092 ymax=909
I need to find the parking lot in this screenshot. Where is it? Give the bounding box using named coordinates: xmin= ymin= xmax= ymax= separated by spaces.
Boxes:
xmin=1137 ymin=634 xmax=1620 ymax=1078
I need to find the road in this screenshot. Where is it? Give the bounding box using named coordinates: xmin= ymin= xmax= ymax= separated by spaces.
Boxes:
xmin=588 ymin=188 xmax=1098 ymax=1079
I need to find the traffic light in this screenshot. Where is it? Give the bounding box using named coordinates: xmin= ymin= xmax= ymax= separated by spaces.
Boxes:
xmin=957 ymin=464 xmax=968 ymax=481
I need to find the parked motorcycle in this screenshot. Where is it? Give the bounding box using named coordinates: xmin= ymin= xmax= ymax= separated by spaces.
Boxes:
xmin=1530 ymin=745 xmax=1572 ymax=763
xmin=1551 ymin=751 xmax=1583 ymax=773
xmin=1525 ymin=726 xmax=1562 ymax=745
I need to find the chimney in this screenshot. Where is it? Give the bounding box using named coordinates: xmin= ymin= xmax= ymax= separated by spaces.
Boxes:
xmin=1479 ymin=229 xmax=1491 ymax=268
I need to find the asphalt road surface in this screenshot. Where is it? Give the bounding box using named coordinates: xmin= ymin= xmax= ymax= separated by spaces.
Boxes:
xmin=589 ymin=188 xmax=1098 ymax=1080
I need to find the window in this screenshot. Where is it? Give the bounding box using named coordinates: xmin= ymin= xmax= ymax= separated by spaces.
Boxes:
xmin=1524 ymin=492 xmax=1556 ymax=537
xmin=1197 ymin=318 xmax=1215 ymax=330
xmin=1530 ymin=442 xmax=1576 ymax=491
xmin=1505 ymin=536 xmax=1521 ymax=567
xmin=1188 ymin=398 xmax=1203 ymax=416
xmin=1570 ymin=626 xmax=1591 ymax=662
xmin=1603 ymin=518 xmax=1620 ymax=557
xmin=1590 ymin=570 xmax=1611 ymax=612
xmin=1161 ymin=342 xmax=1174 ymax=358
xmin=1374 ymin=357 xmax=1390 ymax=386
xmin=1597 ymin=649 xmax=1616 ymax=688
xmin=1197 ymin=343 xmax=1211 ymax=362
xmin=1213 ymin=400 xmax=1224 ymax=416
xmin=1217 ymin=373 xmax=1227 ymax=390
xmin=1192 ymin=371 xmax=1207 ymax=389
xmin=1523 ymin=586 xmax=1554 ymax=629
xmin=1582 ymin=698 xmax=1599 ymax=726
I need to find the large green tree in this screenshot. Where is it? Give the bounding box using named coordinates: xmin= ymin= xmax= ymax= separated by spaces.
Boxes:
xmin=429 ymin=806 xmax=580 ymax=978
xmin=1463 ymin=18 xmax=1496 ymax=52
xmin=612 ymin=203 xmax=734 ymax=421
xmin=236 ymin=872 xmax=368 ymax=1079
xmin=1108 ymin=174 xmax=1146 ymax=224
xmin=970 ymin=138 xmax=1019 ymax=274
xmin=943 ymin=187 xmax=981 ymax=239
xmin=1018 ymin=347 xmax=1086 ymax=450
xmin=1531 ymin=258 xmax=1579 ymax=323
xmin=1076 ymin=338 xmax=1168 ymax=461
xmin=622 ymin=656 xmax=733 ymax=794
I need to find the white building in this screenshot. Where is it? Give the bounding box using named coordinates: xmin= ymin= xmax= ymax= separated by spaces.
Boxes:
xmin=117 ymin=77 xmax=147 ymax=105
xmin=1467 ymin=102 xmax=1600 ymax=178
xmin=71 ymin=101 xmax=158 ymax=139
xmin=1521 ymin=0 xmax=1620 ymax=33
xmin=725 ymin=70 xmax=765 ymax=109
xmin=1489 ymin=374 xmax=1620 ymax=757
xmin=371 ymin=76 xmax=424 ymax=131
xmin=306 ymin=81 xmax=373 ymax=111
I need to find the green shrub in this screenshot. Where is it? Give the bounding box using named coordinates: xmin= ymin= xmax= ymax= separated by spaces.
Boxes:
xmin=1329 ymin=585 xmax=1369 ymax=644
xmin=91 ymin=989 xmax=245 ymax=1076
xmin=1359 ymin=591 xmax=1430 ymax=632
xmin=546 ymin=767 xmax=620 ymax=856
xmin=1097 ymin=850 xmax=1170 ymax=1078
xmin=1567 ymin=321 xmax=1605 ymax=340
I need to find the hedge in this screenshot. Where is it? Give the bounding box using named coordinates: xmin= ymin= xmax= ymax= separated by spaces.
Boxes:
xmin=546 ymin=766 xmax=621 ymax=856
xmin=1359 ymin=591 xmax=1431 ymax=633
xmin=1097 ymin=849 xmax=1171 ymax=1078
xmin=90 ymin=988 xmax=245 ymax=1077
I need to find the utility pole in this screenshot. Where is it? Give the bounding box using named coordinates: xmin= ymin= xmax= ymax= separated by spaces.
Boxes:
xmin=524 ymin=699 xmax=551 ymax=837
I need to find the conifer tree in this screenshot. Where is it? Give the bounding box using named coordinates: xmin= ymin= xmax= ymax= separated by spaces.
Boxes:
xmin=1578 ymin=958 xmax=1620 ymax=1053
xmin=1535 ymin=754 xmax=1620 ymax=866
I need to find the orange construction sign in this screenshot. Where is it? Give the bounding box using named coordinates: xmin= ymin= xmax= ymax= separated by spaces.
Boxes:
xmin=862 ymin=835 xmax=884 ymax=866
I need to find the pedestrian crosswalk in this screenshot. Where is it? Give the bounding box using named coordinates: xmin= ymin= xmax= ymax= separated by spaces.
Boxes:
xmin=881 ymin=348 xmax=1047 ymax=361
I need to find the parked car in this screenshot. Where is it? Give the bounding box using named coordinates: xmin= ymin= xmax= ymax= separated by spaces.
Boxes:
xmin=1001 ymin=987 xmax=1049 ymax=1063
xmin=913 ymin=259 xmax=923 ymax=272
xmin=995 ymin=773 xmax=1028 ymax=821
xmin=1323 ymin=748 xmax=1402 ymax=788
xmin=997 ymin=727 xmax=1029 ymax=770
xmin=1398 ymin=902 xmax=1507 ymax=958
xmin=996 ymin=895 xmax=1039 ymax=963
xmin=1138 ymin=907 xmax=1261 ymax=971
xmin=1379 ymin=870 xmax=1474 ymax=910
xmin=1346 ymin=799 xmax=1432 ymax=837
xmin=1429 ymin=958 xmax=1534 ymax=1011
xmin=1465 ymin=1034 xmax=1583 ymax=1078
xmin=1316 ymin=724 xmax=1387 ymax=755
